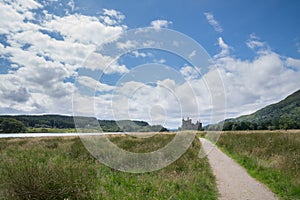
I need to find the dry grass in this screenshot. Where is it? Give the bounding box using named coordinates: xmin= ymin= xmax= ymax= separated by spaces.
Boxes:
xmin=0 ymin=134 xmax=217 ymax=200
xmin=217 ymin=131 xmax=300 ymax=200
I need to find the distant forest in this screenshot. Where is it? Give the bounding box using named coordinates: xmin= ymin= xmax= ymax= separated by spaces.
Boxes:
xmin=0 ymin=115 xmax=168 ymax=133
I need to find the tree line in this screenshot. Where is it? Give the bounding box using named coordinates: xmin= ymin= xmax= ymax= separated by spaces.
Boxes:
xmin=0 ymin=115 xmax=168 ymax=133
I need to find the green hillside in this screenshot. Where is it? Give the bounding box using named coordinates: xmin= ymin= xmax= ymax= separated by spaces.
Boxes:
xmin=0 ymin=115 xmax=168 ymax=133
xmin=206 ymin=89 xmax=300 ymax=131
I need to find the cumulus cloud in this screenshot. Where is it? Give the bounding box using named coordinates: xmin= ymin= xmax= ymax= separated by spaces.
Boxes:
xmin=73 ymin=34 xmax=300 ymax=127
xmin=1 ymin=0 xmax=300 ymax=129
xmin=0 ymin=0 xmax=127 ymax=115
xmin=0 ymin=1 xmax=40 ymax=34
xmin=213 ymin=36 xmax=300 ymax=118
xmin=77 ymin=76 xmax=115 ymax=92
xmin=0 ymin=77 xmax=30 ymax=103
xmin=83 ymin=52 xmax=129 ymax=73
xmin=180 ymin=65 xmax=200 ymax=80
xmin=286 ymin=57 xmax=300 ymax=69
xmin=103 ymin=9 xmax=125 ymax=22
xmin=204 ymin=12 xmax=223 ymax=33
xmin=107 ymin=79 xmax=203 ymax=127
xmin=45 ymin=14 xmax=124 ymax=45
xmin=150 ymin=20 xmax=172 ymax=29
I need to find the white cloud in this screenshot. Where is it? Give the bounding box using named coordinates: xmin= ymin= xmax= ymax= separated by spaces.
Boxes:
xmin=74 ymin=35 xmax=300 ymax=127
xmin=108 ymin=79 xmax=202 ymax=127
xmin=142 ymin=40 xmax=156 ymax=48
xmin=0 ymin=74 xmax=30 ymax=103
xmin=296 ymin=42 xmax=300 ymax=54
xmin=100 ymin=9 xmax=125 ymax=26
xmin=150 ymin=20 xmax=172 ymax=29
xmin=188 ymin=50 xmax=196 ymax=59
xmin=116 ymin=40 xmax=137 ymax=49
xmin=286 ymin=57 xmax=300 ymax=68
xmin=246 ymin=40 xmax=265 ymax=49
xmin=204 ymin=12 xmax=223 ymax=33
xmin=153 ymin=58 xmax=166 ymax=64
xmin=77 ymin=76 xmax=115 ymax=92
xmin=84 ymin=52 xmax=129 ymax=74
xmin=0 ymin=2 xmax=40 ymax=34
xmin=1 ymin=0 xmax=300 ymax=129
xmin=45 ymin=14 xmax=125 ymax=45
xmin=246 ymin=34 xmax=266 ymax=49
xmin=4 ymin=0 xmax=42 ymax=12
xmin=215 ymin=37 xmax=230 ymax=58
xmin=212 ymin=37 xmax=300 ymax=119
xmin=73 ymin=35 xmax=300 ymax=128
xmin=67 ymin=0 xmax=75 ymax=11
xmin=6 ymin=30 xmax=91 ymax=70
xmin=180 ymin=65 xmax=200 ymax=80
xmin=103 ymin=9 xmax=125 ymax=21
xmin=100 ymin=16 xmax=118 ymax=26
xmin=0 ymin=0 xmax=127 ymax=115
xmin=105 ymin=63 xmax=129 ymax=74
xmin=131 ymin=50 xmax=151 ymax=58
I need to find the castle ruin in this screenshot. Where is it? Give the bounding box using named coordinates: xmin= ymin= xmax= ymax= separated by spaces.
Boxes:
xmin=181 ymin=117 xmax=202 ymax=130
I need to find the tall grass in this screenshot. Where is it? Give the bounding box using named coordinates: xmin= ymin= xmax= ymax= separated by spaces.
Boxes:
xmin=217 ymin=131 xmax=300 ymax=200
xmin=0 ymin=134 xmax=217 ymax=199
xmin=0 ymin=138 xmax=96 ymax=199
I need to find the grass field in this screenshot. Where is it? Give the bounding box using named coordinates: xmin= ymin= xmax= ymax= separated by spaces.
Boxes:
xmin=216 ymin=130 xmax=300 ymax=200
xmin=0 ymin=134 xmax=217 ymax=200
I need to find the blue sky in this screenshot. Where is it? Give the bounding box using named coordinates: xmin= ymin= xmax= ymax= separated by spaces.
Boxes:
xmin=85 ymin=0 xmax=300 ymax=58
xmin=0 ymin=0 xmax=300 ymax=128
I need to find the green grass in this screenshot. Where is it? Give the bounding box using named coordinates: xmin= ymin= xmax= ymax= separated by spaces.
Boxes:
xmin=0 ymin=134 xmax=217 ymax=200
xmin=216 ymin=131 xmax=300 ymax=200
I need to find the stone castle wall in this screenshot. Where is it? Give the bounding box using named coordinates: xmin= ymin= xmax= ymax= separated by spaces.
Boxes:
xmin=181 ymin=117 xmax=202 ymax=130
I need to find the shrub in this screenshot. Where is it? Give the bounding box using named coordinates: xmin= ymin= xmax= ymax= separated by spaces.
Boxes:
xmin=0 ymin=118 xmax=26 ymax=133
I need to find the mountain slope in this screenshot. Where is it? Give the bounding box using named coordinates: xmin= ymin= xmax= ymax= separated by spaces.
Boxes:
xmin=236 ymin=89 xmax=300 ymax=127
xmin=206 ymin=89 xmax=300 ymax=130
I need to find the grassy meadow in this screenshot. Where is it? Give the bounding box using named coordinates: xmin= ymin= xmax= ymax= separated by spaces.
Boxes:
xmin=0 ymin=134 xmax=217 ymax=200
xmin=216 ymin=130 xmax=300 ymax=200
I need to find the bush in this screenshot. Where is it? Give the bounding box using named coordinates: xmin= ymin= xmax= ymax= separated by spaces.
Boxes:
xmin=0 ymin=118 xmax=26 ymax=133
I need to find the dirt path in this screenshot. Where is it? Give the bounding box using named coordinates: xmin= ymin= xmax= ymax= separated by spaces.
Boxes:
xmin=199 ymin=138 xmax=278 ymax=200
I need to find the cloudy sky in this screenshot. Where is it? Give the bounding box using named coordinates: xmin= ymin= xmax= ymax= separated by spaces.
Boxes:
xmin=1 ymin=0 xmax=300 ymax=128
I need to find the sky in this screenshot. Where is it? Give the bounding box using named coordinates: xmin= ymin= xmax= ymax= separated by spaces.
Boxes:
xmin=0 ymin=0 xmax=300 ymax=128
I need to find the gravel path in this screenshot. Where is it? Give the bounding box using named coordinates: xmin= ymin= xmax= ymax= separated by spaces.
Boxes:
xmin=199 ymin=138 xmax=278 ymax=200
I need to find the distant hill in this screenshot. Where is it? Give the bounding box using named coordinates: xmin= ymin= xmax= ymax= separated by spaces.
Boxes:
xmin=206 ymin=89 xmax=300 ymax=131
xmin=0 ymin=115 xmax=168 ymax=133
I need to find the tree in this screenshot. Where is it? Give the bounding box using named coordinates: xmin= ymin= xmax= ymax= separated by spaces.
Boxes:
xmin=222 ymin=121 xmax=234 ymax=131
xmin=0 ymin=118 xmax=26 ymax=133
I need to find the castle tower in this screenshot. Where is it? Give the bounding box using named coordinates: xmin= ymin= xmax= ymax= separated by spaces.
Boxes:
xmin=181 ymin=117 xmax=202 ymax=130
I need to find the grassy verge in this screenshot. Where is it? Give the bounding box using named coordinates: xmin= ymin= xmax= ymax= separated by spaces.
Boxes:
xmin=0 ymin=134 xmax=217 ymax=199
xmin=217 ymin=131 xmax=300 ymax=200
